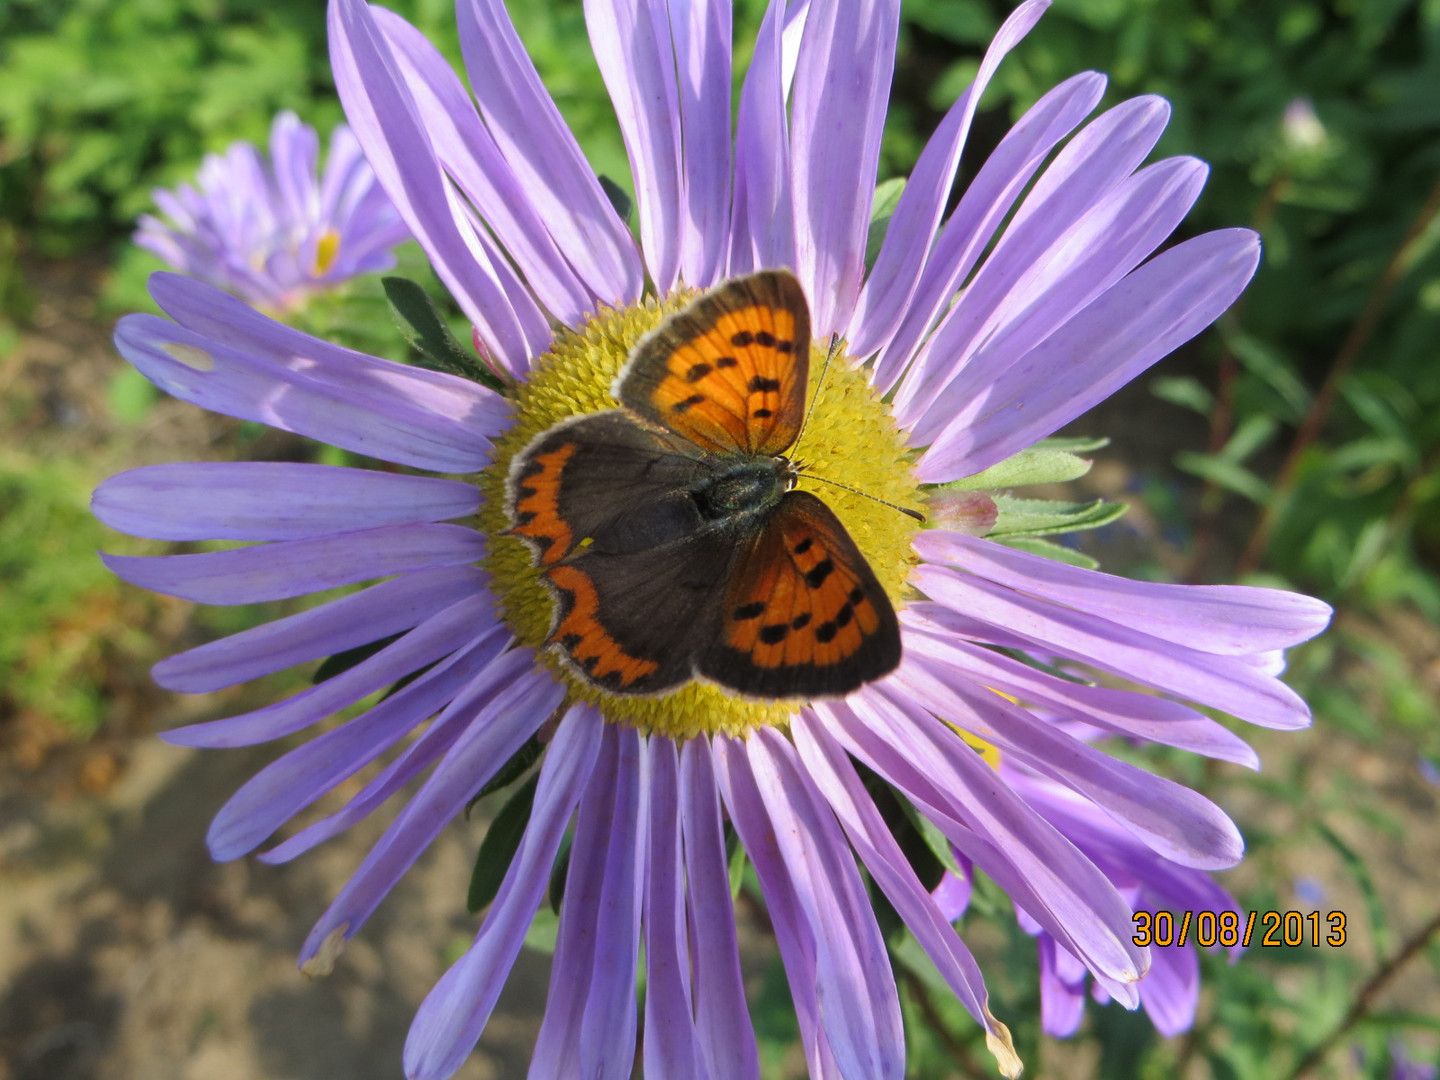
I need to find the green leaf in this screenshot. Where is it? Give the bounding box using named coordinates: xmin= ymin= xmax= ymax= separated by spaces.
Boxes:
xmin=549 ymin=827 xmax=574 ymax=916
xmin=466 ymin=773 xmax=539 ymax=914
xmin=524 ymin=906 xmax=560 ymax=954
xmin=465 ymin=734 xmax=545 ymax=817
xmin=728 ymin=832 xmax=748 ymax=900
xmin=1151 ymin=374 xmax=1216 ymax=416
xmin=598 ymin=174 xmax=633 ymax=224
xmin=1226 ymin=329 xmax=1311 ymax=421
xmin=1314 ymin=820 xmax=1390 ymax=957
xmin=107 ymin=366 xmax=160 ymax=425
xmin=382 ymin=276 xmax=506 ymax=392
xmin=906 ymin=805 xmax=962 ymax=879
xmin=1175 ymin=451 xmax=1272 ymax=503
xmin=994 ymin=535 xmax=1100 ymax=569
xmin=865 ymin=177 xmax=907 ymax=272
xmin=941 ymin=446 xmax=1094 ymax=491
xmin=312 ymin=632 xmax=404 ymax=684
xmin=1219 ymin=413 xmax=1279 ymax=463
xmin=988 ymin=495 xmax=1129 ymax=538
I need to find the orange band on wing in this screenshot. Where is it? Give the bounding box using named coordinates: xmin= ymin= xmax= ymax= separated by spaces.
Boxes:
xmin=509 ymin=443 xmax=576 ymax=566
xmin=546 ymin=564 xmax=660 ymax=687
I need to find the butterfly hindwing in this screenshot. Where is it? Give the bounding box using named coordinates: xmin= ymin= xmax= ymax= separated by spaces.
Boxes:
xmin=507 ymin=411 xmax=716 ymax=566
xmin=616 ymin=269 xmax=810 ymax=457
xmin=542 ymin=524 xmax=743 ymax=695
xmin=703 ymin=491 xmax=901 ymax=698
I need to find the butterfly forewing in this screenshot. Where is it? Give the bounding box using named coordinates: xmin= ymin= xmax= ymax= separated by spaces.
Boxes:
xmin=703 ymin=491 xmax=901 ymax=698
xmin=507 ymin=412 xmax=714 ymax=566
xmin=616 ymin=270 xmax=810 ymax=457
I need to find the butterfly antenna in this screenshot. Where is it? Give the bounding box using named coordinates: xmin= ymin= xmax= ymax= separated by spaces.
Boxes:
xmin=794 ymin=332 xmax=842 ymax=449
xmin=801 ymin=472 xmax=927 ymax=523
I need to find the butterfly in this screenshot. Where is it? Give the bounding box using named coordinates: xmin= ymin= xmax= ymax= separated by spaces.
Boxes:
xmin=504 ymin=269 xmax=901 ymax=699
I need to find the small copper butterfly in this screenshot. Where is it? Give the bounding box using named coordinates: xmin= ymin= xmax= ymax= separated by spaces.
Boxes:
xmin=504 ymin=269 xmax=901 ymax=699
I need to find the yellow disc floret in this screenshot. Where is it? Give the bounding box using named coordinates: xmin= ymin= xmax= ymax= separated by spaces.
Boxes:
xmin=478 ymin=289 xmax=922 ymax=739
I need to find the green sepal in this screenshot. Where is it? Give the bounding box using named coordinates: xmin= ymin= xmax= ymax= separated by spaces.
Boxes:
xmin=1032 ymin=435 xmax=1110 ymax=454
xmin=465 ymin=734 xmax=544 ymax=817
xmin=549 ymin=827 xmax=574 ymax=916
xmin=939 ymin=436 xmax=1110 ymax=492
xmin=987 ymin=495 xmax=1129 ymax=538
xmin=995 ymin=535 xmax=1100 ymax=569
xmin=466 ymin=772 xmax=539 ymax=914
xmin=598 ymin=174 xmax=634 ymax=225
xmin=865 ymin=177 xmax=907 ymax=273
xmin=381 ymin=275 xmax=506 ymax=392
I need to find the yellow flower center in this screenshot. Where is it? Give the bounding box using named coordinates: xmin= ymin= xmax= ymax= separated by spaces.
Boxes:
xmin=313 ymin=228 xmax=342 ymax=276
xmin=478 ymin=290 xmax=922 ymax=738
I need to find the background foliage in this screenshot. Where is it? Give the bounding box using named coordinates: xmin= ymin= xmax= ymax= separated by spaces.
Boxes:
xmin=1 ymin=0 xmax=1438 ymax=1078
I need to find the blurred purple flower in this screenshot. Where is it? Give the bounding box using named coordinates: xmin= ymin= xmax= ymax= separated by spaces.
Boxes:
xmin=1389 ymin=1038 xmax=1440 ymax=1080
xmin=135 ymin=110 xmax=410 ymax=312
xmin=95 ymin=1 xmax=1332 ymax=1078
xmin=937 ymin=765 xmax=1243 ymax=1037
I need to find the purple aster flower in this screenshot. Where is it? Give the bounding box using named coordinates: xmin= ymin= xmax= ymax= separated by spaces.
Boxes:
xmin=935 ymin=762 xmax=1244 ymax=1038
xmin=135 ymin=110 xmax=411 ymax=312
xmin=94 ymin=1 xmax=1333 ymax=1078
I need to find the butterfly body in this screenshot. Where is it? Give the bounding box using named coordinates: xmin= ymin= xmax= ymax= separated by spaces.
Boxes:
xmin=504 ymin=270 xmax=901 ymax=700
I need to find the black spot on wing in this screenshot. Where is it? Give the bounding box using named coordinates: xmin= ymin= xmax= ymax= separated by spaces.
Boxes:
xmin=804 ymin=559 xmax=834 ymax=588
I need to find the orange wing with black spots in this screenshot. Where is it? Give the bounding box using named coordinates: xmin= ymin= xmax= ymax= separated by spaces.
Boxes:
xmin=616 ymin=269 xmax=810 ymax=457
xmin=702 ymin=491 xmax=901 ymax=698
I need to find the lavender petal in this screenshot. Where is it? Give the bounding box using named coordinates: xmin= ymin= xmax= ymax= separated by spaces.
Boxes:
xmin=670 ymin=0 xmax=733 ymax=285
xmin=586 ymin=0 xmax=684 ymax=292
xmin=912 ymin=563 xmax=1313 ymax=729
xmin=456 ymin=0 xmax=643 ymax=305
xmin=729 ymin=0 xmax=795 ymax=275
xmin=848 ymin=0 xmax=1048 ymax=357
xmin=404 ymin=704 xmax=603 ymax=1080
xmin=298 ymin=662 xmax=563 ymax=966
xmin=881 ymin=657 xmax=1245 ymax=870
xmin=528 ymin=724 xmax=621 ymax=1080
xmin=900 ymin=620 xmax=1260 ymax=768
xmin=885 ymin=93 xmax=1165 ymax=406
xmin=161 ymin=593 xmax=495 ymax=749
xmin=103 ymin=523 xmax=484 ymax=605
xmin=93 ymin=462 xmax=479 ymax=542
xmin=329 ymin=0 xmax=549 ymax=371
xmin=207 ymin=624 xmax=509 ymax=860
xmin=681 ymin=739 xmax=760 ymax=1080
xmin=115 ymin=309 xmax=493 ymax=474
xmin=790 ymin=0 xmax=900 ymax=333
xmin=905 ymin=156 xmax=1210 ymax=439
xmin=154 ymin=566 xmax=484 ymax=693
xmin=644 ymin=737 xmax=709 ymax=1080
xmin=918 ymin=530 xmax=1333 ymax=655
xmin=917 ymin=229 xmax=1262 ymax=481
xmin=369 ymin=6 xmax=599 ymax=324
xmin=792 ymin=713 xmax=1023 ymax=1076
xmin=745 ymin=729 xmax=905 ymax=1080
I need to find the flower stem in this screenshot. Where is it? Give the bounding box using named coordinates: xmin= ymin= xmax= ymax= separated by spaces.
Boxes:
xmin=1285 ymin=907 xmax=1440 ymax=1080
